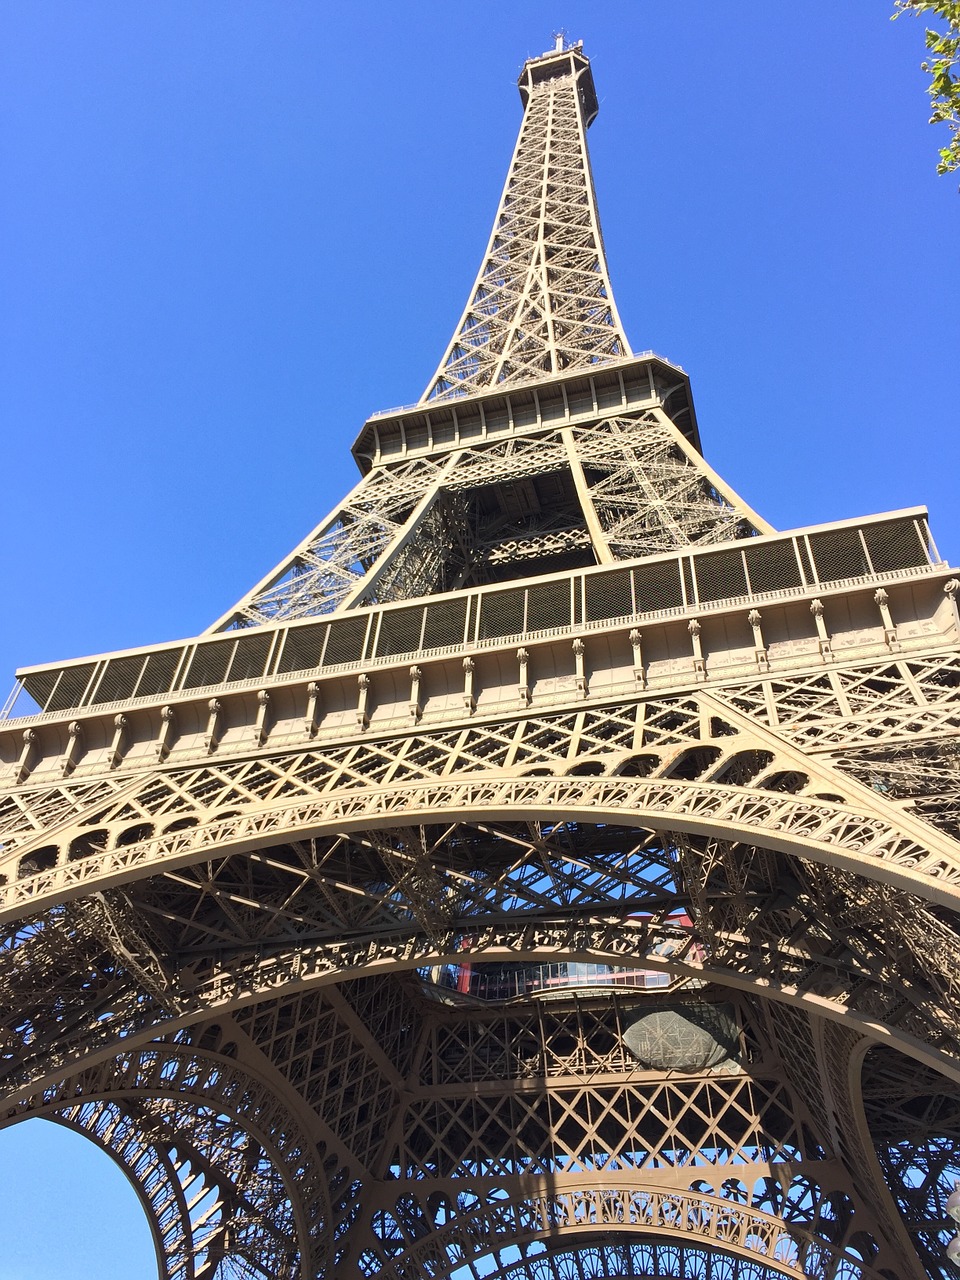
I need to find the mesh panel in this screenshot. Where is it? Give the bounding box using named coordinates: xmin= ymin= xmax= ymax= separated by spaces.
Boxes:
xmin=422 ymin=597 xmax=468 ymax=650
xmin=45 ymin=663 xmax=97 ymax=712
xmin=457 ymin=409 xmax=482 ymax=440
xmin=526 ymin=581 xmax=572 ymax=632
xmin=323 ymin=615 xmax=368 ymax=667
xmin=137 ymin=648 xmax=183 ymax=698
xmin=538 ymin=389 xmax=565 ymax=422
xmin=228 ymin=632 xmax=273 ymax=682
xmin=276 ymin=622 xmax=328 ymax=674
xmin=744 ymin=539 xmax=802 ymax=594
xmin=864 ymin=519 xmax=928 ymax=573
xmin=693 ymin=549 xmax=748 ymax=603
xmin=809 ymin=528 xmax=869 ymax=583
xmin=633 ymin=560 xmax=684 ymax=613
xmin=622 ymin=367 xmax=650 ymax=402
xmin=404 ymin=422 xmax=428 ymax=450
xmin=89 ymin=654 xmax=146 ymax=705
xmin=478 ymin=587 xmax=526 ymax=641
xmin=585 ymin=569 xmax=634 ymax=622
xmin=376 ymin=606 xmax=425 ymax=658
xmin=21 ymin=670 xmax=61 ymax=711
xmin=512 ymin=399 xmax=538 ymax=428
xmin=182 ymin=640 xmax=234 ymax=690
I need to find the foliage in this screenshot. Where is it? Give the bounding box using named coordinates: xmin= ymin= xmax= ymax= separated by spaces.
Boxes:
xmin=893 ymin=0 xmax=960 ymax=182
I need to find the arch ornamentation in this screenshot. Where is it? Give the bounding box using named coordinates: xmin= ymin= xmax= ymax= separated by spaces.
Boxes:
xmin=4 ymin=770 xmax=960 ymax=921
xmin=4 ymin=812 xmax=960 ymax=1109
xmin=360 ymin=1182 xmax=887 ymax=1280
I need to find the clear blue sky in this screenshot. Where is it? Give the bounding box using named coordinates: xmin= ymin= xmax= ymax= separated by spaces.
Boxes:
xmin=0 ymin=2 xmax=957 ymax=1274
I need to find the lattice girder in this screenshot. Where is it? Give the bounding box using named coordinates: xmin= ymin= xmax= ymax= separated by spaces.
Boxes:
xmin=2 ymin=812 xmax=949 ymax=1276
xmin=863 ymin=1044 xmax=960 ymax=1276
xmin=210 ymin=394 xmax=773 ymax=628
xmin=207 ymin=454 xmax=456 ymax=630
xmin=5 ymin=672 xmax=960 ymax=907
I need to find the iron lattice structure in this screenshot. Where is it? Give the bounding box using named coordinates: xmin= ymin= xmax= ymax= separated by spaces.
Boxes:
xmin=2 ymin=37 xmax=960 ymax=1280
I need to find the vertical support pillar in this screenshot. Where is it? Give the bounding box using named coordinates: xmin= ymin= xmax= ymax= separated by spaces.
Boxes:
xmin=254 ymin=690 xmax=271 ymax=746
xmin=629 ymin=628 xmax=645 ymax=688
xmin=517 ymin=648 xmax=531 ymax=706
xmin=204 ymin=699 xmax=222 ymax=753
xmin=409 ymin=666 xmax=423 ymax=723
xmin=462 ymin=656 xmax=477 ymax=713
xmin=108 ymin=714 xmax=127 ymax=769
xmin=748 ymin=609 xmax=769 ymax=672
xmin=61 ymin=721 xmax=83 ymax=776
xmin=15 ymin=729 xmax=38 ymax=784
xmin=572 ymin=638 xmax=587 ymax=698
xmin=304 ymin=681 xmax=321 ymax=737
xmin=688 ymin=619 xmax=706 ymax=680
xmin=810 ymin=599 xmax=832 ymax=661
xmin=357 ymin=675 xmax=371 ymax=729
xmin=157 ymin=706 xmax=175 ymax=761
xmin=944 ymin=578 xmax=960 ymax=628
xmin=873 ymin=588 xmax=900 ymax=652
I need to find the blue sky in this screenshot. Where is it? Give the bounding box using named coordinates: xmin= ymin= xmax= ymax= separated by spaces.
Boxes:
xmin=0 ymin=2 xmax=958 ymax=1274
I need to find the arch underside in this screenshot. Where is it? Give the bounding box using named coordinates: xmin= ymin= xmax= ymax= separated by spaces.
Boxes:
xmin=4 ymin=783 xmax=960 ymax=1278
xmin=437 ymin=1235 xmax=853 ymax=1279
xmin=50 ymin=1096 xmax=300 ymax=1280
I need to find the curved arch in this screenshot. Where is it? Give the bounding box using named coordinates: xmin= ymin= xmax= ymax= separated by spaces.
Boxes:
xmin=5 ymin=772 xmax=960 ymax=924
xmin=6 ymin=897 xmax=960 ymax=1111
xmin=49 ymin=1107 xmax=192 ymax=1280
xmin=361 ymin=1182 xmax=887 ymax=1280
xmin=3 ymin=1043 xmax=335 ymax=1280
xmin=441 ymin=1236 xmax=849 ymax=1280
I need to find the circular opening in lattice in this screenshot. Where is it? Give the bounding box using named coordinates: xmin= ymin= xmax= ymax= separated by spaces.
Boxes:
xmin=114 ymin=822 xmax=154 ymax=847
xmin=760 ymin=771 xmax=809 ymax=794
xmin=667 ymin=746 xmax=723 ymax=780
xmin=714 ymin=750 xmax=776 ymax=786
xmin=164 ymin=816 xmax=198 ymax=832
xmin=17 ymin=845 xmax=58 ymax=877
xmin=615 ymin=754 xmax=660 ymax=777
xmin=68 ymin=830 xmax=108 ymax=861
xmin=565 ymin=760 xmax=605 ymax=776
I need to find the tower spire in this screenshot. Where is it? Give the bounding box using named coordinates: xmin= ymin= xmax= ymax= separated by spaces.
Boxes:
xmin=198 ymin=42 xmax=770 ymax=631
xmin=422 ymin=41 xmax=631 ymax=402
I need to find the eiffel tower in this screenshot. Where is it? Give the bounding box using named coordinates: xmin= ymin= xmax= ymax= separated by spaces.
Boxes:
xmin=3 ymin=34 xmax=960 ymax=1280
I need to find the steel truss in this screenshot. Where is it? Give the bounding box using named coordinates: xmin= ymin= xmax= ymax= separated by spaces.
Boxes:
xmin=1 ymin=34 xmax=959 ymax=1280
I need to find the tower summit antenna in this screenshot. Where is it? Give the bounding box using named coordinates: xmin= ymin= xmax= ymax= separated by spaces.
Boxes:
xmin=1 ymin=38 xmax=959 ymax=1280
